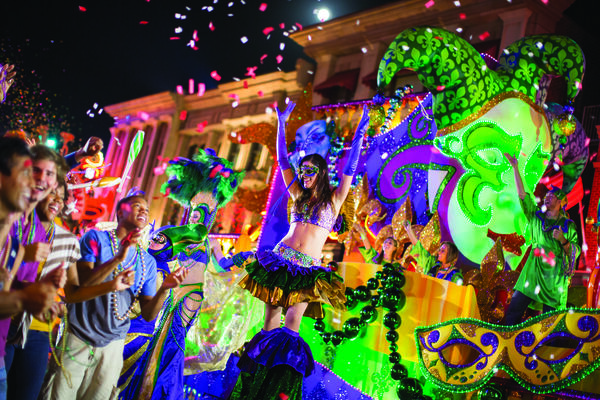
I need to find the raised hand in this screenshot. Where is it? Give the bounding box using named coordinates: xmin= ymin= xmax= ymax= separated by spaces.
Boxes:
xmin=276 ymin=101 xmax=296 ymax=123
xmin=116 ymin=229 xmax=141 ymax=261
xmin=78 ymin=137 xmax=104 ymax=159
xmin=112 ymin=269 xmax=135 ymax=291
xmin=1 ymin=64 xmax=16 ymax=103
xmin=42 ymin=264 xmax=67 ymax=289
xmin=356 ymin=105 xmax=371 ymax=134
xmin=504 ymin=152 xmax=518 ymax=167
xmin=24 ymin=242 xmax=51 ymax=263
xmin=161 ymin=266 xmax=188 ymax=290
xmin=552 ymin=228 xmax=567 ymax=244
xmin=20 ymin=282 xmax=56 ymax=315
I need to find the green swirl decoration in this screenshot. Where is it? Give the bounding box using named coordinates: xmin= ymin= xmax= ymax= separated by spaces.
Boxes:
xmin=434 ymin=121 xmax=522 ymax=226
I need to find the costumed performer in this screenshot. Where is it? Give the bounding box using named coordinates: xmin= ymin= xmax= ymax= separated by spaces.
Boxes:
xmin=229 ymin=101 xmax=370 ymax=400
xmin=402 ymin=220 xmax=462 ymax=284
xmin=118 ymin=148 xmax=245 ymax=400
xmin=503 ymin=153 xmax=580 ymax=325
xmin=353 ymin=222 xmax=400 ymax=268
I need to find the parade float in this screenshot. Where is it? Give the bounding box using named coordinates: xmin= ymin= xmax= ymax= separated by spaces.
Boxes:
xmin=178 ymin=26 xmax=598 ymax=400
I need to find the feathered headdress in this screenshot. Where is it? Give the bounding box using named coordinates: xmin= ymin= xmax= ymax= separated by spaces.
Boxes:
xmin=161 ymin=148 xmax=245 ymax=208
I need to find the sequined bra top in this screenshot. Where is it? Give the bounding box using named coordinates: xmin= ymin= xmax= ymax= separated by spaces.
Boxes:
xmin=290 ymin=202 xmax=336 ymax=232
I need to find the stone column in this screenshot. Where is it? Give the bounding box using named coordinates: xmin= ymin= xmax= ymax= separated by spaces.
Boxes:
xmin=498 ymin=8 xmax=532 ymax=54
xmin=355 ymin=41 xmax=388 ymax=100
xmin=312 ymin=53 xmax=338 ymax=106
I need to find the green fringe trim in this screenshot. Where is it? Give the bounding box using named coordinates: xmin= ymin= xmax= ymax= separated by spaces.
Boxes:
xmin=245 ymin=259 xmax=343 ymax=295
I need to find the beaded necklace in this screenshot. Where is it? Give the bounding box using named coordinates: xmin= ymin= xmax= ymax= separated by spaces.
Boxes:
xmin=535 ymin=210 xmax=568 ymax=233
xmin=46 ymin=222 xmax=56 ymax=244
xmin=108 ymin=230 xmax=147 ymax=321
xmin=17 ymin=210 xmax=38 ymax=244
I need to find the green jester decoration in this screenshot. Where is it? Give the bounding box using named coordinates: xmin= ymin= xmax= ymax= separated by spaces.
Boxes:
xmin=377 ymin=26 xmax=585 ymax=267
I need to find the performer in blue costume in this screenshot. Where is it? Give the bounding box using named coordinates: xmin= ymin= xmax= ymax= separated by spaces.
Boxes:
xmin=118 ymin=149 xmax=245 ymax=400
xmin=229 ymin=101 xmax=370 ymax=400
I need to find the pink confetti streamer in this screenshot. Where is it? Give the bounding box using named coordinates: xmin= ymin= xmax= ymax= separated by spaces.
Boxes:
xmin=259 ymin=3 xmax=267 ymax=12
xmin=198 ymin=83 xmax=206 ymax=97
xmin=193 ymin=30 xmax=198 ymax=40
xmin=79 ymin=6 xmax=87 ymax=12
xmin=138 ymin=111 xmax=150 ymax=121
xmin=479 ymin=31 xmax=490 ymax=41
xmin=245 ymin=66 xmax=257 ymax=78
xmin=176 ymin=85 xmax=184 ymax=95
xmin=189 ymin=78 xmax=195 ymax=94
xmin=229 ymin=93 xmax=240 ymax=102
xmin=209 ymin=22 xmax=215 ymax=31
xmin=263 ymin=27 xmax=274 ymax=35
xmin=295 ymin=22 xmax=303 ymax=30
xmin=424 ymin=0 xmax=435 ymax=8
xmin=196 ymin=120 xmax=208 ymax=133
xmin=153 ymin=162 xmax=167 ymax=176
xmin=139 ymin=21 xmax=149 ymax=25
xmin=260 ymin=54 xmax=268 ymax=64
xmin=257 ymin=90 xmax=264 ymax=97
xmin=170 ymin=37 xmax=180 ymax=40
xmin=279 ymin=23 xmax=285 ymax=29
xmin=179 ymin=110 xmax=188 ymax=120
xmin=459 ymin=13 xmax=466 ymax=19
xmin=276 ymin=55 xmax=283 ymax=64
xmin=210 ymin=70 xmax=222 ymax=81
xmin=243 ymin=80 xmax=249 ymax=89
xmin=436 ymin=85 xmax=445 ymax=91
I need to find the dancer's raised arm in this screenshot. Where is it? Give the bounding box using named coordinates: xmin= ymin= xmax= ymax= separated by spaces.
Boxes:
xmin=504 ymin=152 xmax=526 ymax=200
xmin=276 ymin=101 xmax=301 ymax=199
xmin=334 ymin=105 xmax=369 ymax=207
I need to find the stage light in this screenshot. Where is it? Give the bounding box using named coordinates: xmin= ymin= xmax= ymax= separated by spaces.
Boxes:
xmin=315 ymin=8 xmax=330 ymax=22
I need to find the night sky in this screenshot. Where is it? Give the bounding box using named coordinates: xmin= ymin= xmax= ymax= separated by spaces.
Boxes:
xmin=0 ymin=0 xmax=399 ymax=146
xmin=0 ymin=0 xmax=598 ymax=148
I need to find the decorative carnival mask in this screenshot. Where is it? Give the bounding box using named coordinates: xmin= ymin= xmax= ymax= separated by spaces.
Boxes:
xmin=376 ymin=26 xmax=585 ymax=268
xmin=415 ymin=309 xmax=600 ymax=395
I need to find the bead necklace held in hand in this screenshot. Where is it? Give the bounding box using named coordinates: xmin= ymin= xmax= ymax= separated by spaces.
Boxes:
xmin=108 ymin=230 xmax=147 ymax=321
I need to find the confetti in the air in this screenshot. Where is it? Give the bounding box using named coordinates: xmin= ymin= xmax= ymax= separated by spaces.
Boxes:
xmin=246 ymin=66 xmax=257 ymax=78
xmin=260 ymin=54 xmax=268 ymax=63
xmin=179 ymin=110 xmax=187 ymax=120
xmin=241 ymin=36 xmax=248 ymax=43
xmin=79 ymin=6 xmax=87 ymax=12
xmin=196 ymin=121 xmax=208 ymax=132
xmin=263 ymin=27 xmax=274 ymax=35
xmin=259 ymin=3 xmax=267 ymax=12
xmin=211 ymin=70 xmax=222 ymax=81
xmin=425 ymin=0 xmax=435 ymax=8
xmin=276 ymin=55 xmax=283 ymax=64
xmin=198 ymin=83 xmax=206 ymax=97
xmin=209 ymin=22 xmax=215 ymax=31
xmin=176 ymin=85 xmax=184 ymax=95
xmin=479 ymin=31 xmax=490 ymax=41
